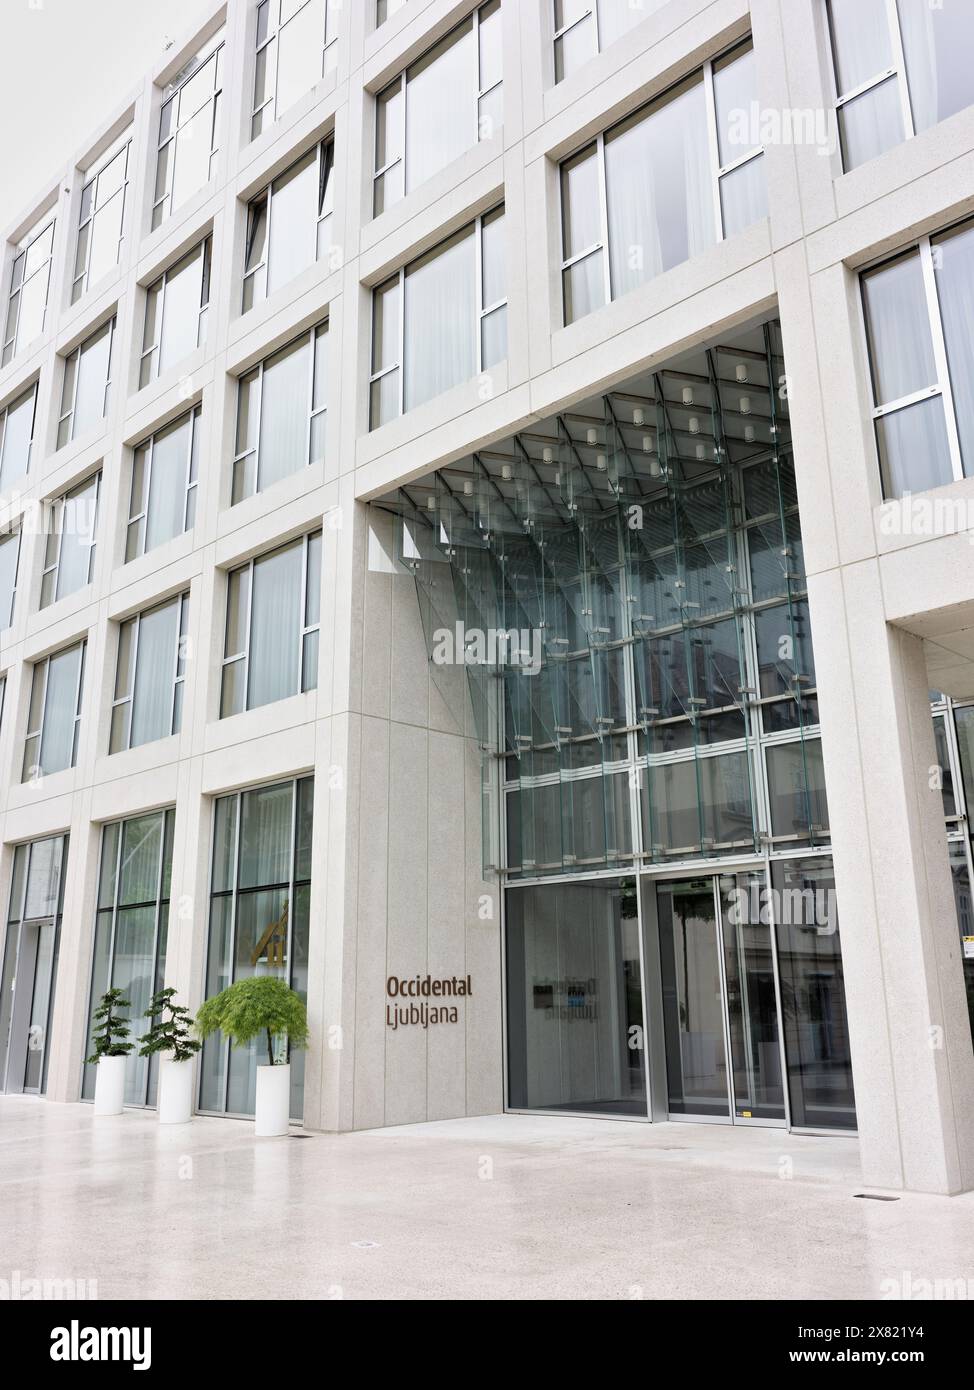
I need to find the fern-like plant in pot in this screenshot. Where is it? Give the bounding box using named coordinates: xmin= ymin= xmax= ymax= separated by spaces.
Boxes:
xmin=196 ymin=976 xmax=309 ymax=1136
xmin=87 ymin=988 xmax=133 ymax=1116
xmin=138 ymin=988 xmax=201 ymax=1126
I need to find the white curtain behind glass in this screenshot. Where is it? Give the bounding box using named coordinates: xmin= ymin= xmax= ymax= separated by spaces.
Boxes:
xmin=897 ymin=0 xmax=939 ymax=132
xmin=861 ymin=254 xmax=936 ymax=403
xmin=258 ymin=339 xmax=309 ymax=489
xmin=606 ymin=79 xmax=713 ymax=298
xmin=405 ymin=24 xmax=475 ymax=192
xmin=267 ymin=152 xmax=317 ymax=295
xmin=241 ymin=782 xmax=293 ymax=887
xmin=159 ymin=247 xmax=202 ymax=371
xmin=39 ymin=645 xmax=81 ymax=774
xmin=0 ymin=531 xmax=18 ymax=627
xmin=24 ymin=836 xmax=64 ymax=919
xmin=145 ymin=415 xmax=190 ymax=552
xmin=404 ymin=229 xmax=476 ymax=411
xmin=248 ymin=543 xmax=302 ymax=709
xmin=131 ymin=601 xmax=178 ymax=747
xmin=73 ymin=326 xmax=111 ymax=435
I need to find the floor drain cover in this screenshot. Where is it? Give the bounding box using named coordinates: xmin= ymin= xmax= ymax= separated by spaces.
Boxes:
xmin=853 ymin=1193 xmax=899 ymax=1201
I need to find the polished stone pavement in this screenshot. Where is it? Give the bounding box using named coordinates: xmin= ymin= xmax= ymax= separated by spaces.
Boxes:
xmin=2 ymin=1096 xmax=973 ymax=1300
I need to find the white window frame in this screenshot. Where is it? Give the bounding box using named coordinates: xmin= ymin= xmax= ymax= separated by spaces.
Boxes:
xmin=558 ymin=39 xmax=764 ymax=324
xmin=71 ymin=134 xmax=132 ymax=304
xmin=40 ymin=472 xmax=100 ymax=610
xmin=0 ymin=381 xmax=38 ymax=491
xmin=372 ymin=2 xmax=502 ymax=217
xmin=22 ymin=639 xmax=86 ymax=782
xmin=126 ymin=405 xmax=201 ymax=562
xmin=220 ymin=530 xmax=322 ymax=717
xmin=252 ymin=0 xmax=338 ymax=138
xmin=57 ymin=318 xmax=115 ymax=449
xmin=369 ymin=206 xmax=506 ymax=428
xmin=232 ymin=321 xmax=329 ymax=502
xmin=110 ymin=593 xmax=189 ymax=754
xmin=139 ymin=237 xmax=211 ymax=388
xmin=242 ymin=143 xmax=335 ymax=311
xmin=861 ymin=230 xmax=968 ymax=494
xmin=3 ymin=217 xmax=55 ymax=366
xmin=152 ymin=36 xmax=225 ymax=230
xmin=825 ymin=0 xmax=915 ymax=172
xmin=553 ymin=0 xmax=658 ymax=83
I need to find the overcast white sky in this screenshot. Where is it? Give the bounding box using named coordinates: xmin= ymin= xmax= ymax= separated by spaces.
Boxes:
xmin=0 ymin=0 xmax=214 ymax=225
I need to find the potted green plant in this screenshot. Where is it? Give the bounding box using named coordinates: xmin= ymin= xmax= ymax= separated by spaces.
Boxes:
xmin=87 ymin=988 xmax=133 ymax=1115
xmin=138 ymin=988 xmax=201 ymax=1125
xmin=196 ymin=976 xmax=308 ymax=1136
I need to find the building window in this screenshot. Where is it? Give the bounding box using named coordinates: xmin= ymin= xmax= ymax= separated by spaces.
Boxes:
xmin=0 ymin=835 xmax=69 ymax=1095
xmin=827 ymin=0 xmax=974 ymax=172
xmin=57 ymin=318 xmax=115 ymax=449
xmin=553 ymin=0 xmax=664 ymax=82
xmin=3 ymin=218 xmax=55 ymax=366
xmin=23 ymin=639 xmax=86 ymax=781
xmin=861 ymin=216 xmax=974 ymax=498
xmin=0 ymin=527 xmax=21 ymax=630
xmin=370 ymin=206 xmax=506 ymax=426
xmin=559 ymin=39 xmax=766 ymax=324
xmin=221 ymin=531 xmax=321 ymax=716
xmin=139 ymin=238 xmax=211 ymax=387
xmin=376 ymin=0 xmax=407 ymax=26
xmin=82 ymin=811 xmax=175 ymax=1107
xmin=110 ymin=593 xmax=188 ymax=753
xmin=0 ymin=382 xmax=37 ymax=492
xmin=126 ymin=406 xmax=200 ymax=561
xmin=152 ymin=36 xmax=224 ymax=230
xmin=373 ymin=2 xmax=502 ymax=217
xmin=233 ymin=323 xmax=328 ymax=501
xmin=199 ymin=776 xmax=314 ymax=1119
xmin=242 ymin=143 xmax=335 ymax=311
xmin=40 ymin=472 xmax=99 ymax=609
xmin=253 ymin=0 xmax=338 ymax=138
xmin=71 ymin=136 xmax=131 ymax=303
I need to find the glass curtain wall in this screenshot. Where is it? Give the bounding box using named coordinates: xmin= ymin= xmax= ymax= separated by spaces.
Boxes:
xmin=199 ymin=777 xmax=314 ymax=1120
xmin=82 ymin=811 xmax=175 ymax=1106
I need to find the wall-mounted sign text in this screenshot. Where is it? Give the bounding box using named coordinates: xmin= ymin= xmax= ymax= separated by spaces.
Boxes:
xmin=386 ymin=974 xmax=472 ymax=1030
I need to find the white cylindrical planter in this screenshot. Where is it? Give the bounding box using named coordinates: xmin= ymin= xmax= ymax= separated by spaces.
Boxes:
xmin=157 ymin=1056 xmax=194 ymax=1125
xmin=255 ymin=1063 xmax=291 ymax=1137
xmin=93 ymin=1055 xmax=127 ymax=1116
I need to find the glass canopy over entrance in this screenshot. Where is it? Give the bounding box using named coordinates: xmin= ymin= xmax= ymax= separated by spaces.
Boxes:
xmin=374 ymin=315 xmax=855 ymax=1132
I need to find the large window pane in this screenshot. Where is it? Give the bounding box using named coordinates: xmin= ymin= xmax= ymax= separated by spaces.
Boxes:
xmin=404 ymin=228 xmax=476 ymax=411
xmin=604 ymin=76 xmax=715 ymax=299
xmin=266 ymin=149 xmax=318 ymax=295
xmin=0 ymin=529 xmax=19 ymax=628
xmin=897 ymin=0 xmax=974 ymax=134
xmin=70 ymin=321 xmax=113 ymax=439
xmin=771 ymin=857 xmax=856 ymax=1129
xmin=248 ymin=542 xmax=303 ymax=709
xmin=0 ymin=386 xmax=36 ymax=489
xmin=506 ymin=879 xmax=646 ymax=1116
xmin=861 ymin=252 xmax=937 ymax=404
xmin=933 ymin=221 xmax=974 ymax=477
xmin=405 ymin=21 xmax=476 ymax=193
xmin=766 ymin=738 xmax=829 ymax=842
xmin=143 ymin=411 xmax=194 ymax=553
xmin=130 ymin=598 xmax=181 ymax=748
xmin=875 ymin=394 xmax=953 ymax=497
xmin=158 ymin=243 xmax=205 ymax=372
xmin=828 ymin=0 xmax=891 ymax=94
xmin=258 ymin=336 xmax=310 ymax=489
xmin=837 ymin=76 xmax=904 ymax=169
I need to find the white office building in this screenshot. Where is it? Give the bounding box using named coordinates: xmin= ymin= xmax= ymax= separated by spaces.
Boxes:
xmin=2 ymin=0 xmax=974 ymax=1197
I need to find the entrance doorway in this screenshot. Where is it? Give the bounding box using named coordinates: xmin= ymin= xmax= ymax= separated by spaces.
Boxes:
xmin=656 ymin=874 xmax=785 ymax=1123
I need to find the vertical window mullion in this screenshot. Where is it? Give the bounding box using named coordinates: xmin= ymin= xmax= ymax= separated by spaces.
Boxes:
xmin=35 ymin=657 xmax=52 ymax=773
xmin=397 ymin=267 xmax=406 ymax=416
xmin=298 ymin=536 xmax=309 ymax=693
xmin=126 ymin=615 xmax=142 ymax=750
xmin=182 ymin=410 xmax=196 ymax=531
xmin=919 ymin=237 xmax=964 ymax=483
xmin=305 ymin=327 xmax=315 ymax=467
xmin=475 ymin=213 xmax=485 ymax=374
xmin=88 ymin=474 xmax=101 ymax=584
xmin=156 ymin=267 xmax=170 ymax=376
xmin=142 ymin=436 xmax=155 ymax=557
xmin=254 ymin=363 xmax=265 ymax=492
xmin=224 ymin=790 xmax=243 ymax=1113
xmin=145 ymin=809 xmax=168 ymax=1105
xmin=168 ymin=595 xmax=184 ymax=735
xmin=285 ymin=778 xmax=298 ymax=1000
xmin=596 ymin=133 xmax=612 ymax=306
xmin=702 ymin=58 xmax=725 ymax=243
xmin=71 ymin=641 xmax=86 ymax=767
xmin=244 ymin=560 xmax=255 ymax=710
xmin=885 ymin=0 xmax=916 ymax=140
